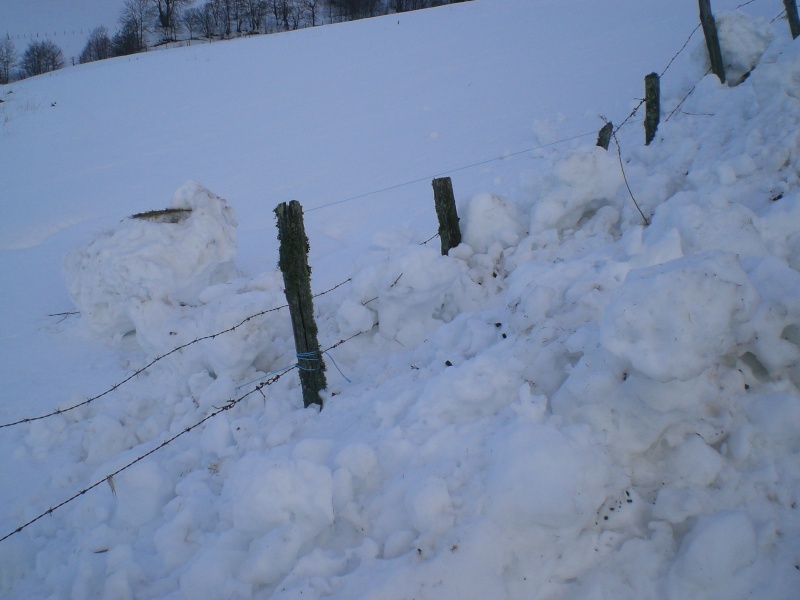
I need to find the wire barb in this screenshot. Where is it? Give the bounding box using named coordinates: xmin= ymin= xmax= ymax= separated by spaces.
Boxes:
xmin=0 ymin=366 xmax=296 ymax=544
xmin=0 ymin=280 xmax=354 ymax=430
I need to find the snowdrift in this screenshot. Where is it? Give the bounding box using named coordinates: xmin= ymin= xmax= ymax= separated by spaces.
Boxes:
xmin=1 ymin=4 xmax=799 ymax=600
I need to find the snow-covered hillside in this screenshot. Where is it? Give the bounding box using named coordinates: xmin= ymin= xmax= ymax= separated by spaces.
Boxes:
xmin=1 ymin=0 xmax=799 ymax=598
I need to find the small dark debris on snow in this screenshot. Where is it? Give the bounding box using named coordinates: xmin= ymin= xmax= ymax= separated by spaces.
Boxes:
xmin=445 ymin=360 xmax=453 ymax=367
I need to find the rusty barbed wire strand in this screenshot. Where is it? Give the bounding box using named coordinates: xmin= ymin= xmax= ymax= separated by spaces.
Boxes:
xmin=614 ymin=23 xmax=703 ymax=135
xmin=0 ymin=367 xmax=295 ymax=544
xmin=0 ymin=323 xmax=376 ymax=544
xmin=0 ymin=279 xmax=353 ymax=430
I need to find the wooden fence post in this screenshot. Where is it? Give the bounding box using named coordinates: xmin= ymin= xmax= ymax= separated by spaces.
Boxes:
xmin=596 ymin=122 xmax=613 ymax=150
xmin=784 ymin=0 xmax=800 ymax=39
xmin=432 ymin=177 xmax=462 ymax=256
xmin=699 ymin=0 xmax=726 ymax=83
xmin=645 ymin=73 xmax=660 ymax=146
xmin=275 ymin=200 xmax=327 ymax=409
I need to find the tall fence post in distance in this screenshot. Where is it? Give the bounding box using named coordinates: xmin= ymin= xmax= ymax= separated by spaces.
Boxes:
xmin=275 ymin=200 xmax=327 ymax=409
xmin=596 ymin=122 xmax=613 ymax=150
xmin=432 ymin=177 xmax=461 ymax=256
xmin=699 ymin=0 xmax=726 ymax=83
xmin=645 ymin=73 xmax=660 ymax=146
xmin=784 ymin=0 xmax=800 ymax=39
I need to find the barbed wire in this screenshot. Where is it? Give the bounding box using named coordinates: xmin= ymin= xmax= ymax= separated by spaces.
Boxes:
xmin=0 ymin=367 xmax=294 ymax=544
xmin=613 ymin=23 xmax=702 ymax=135
xmin=0 ymin=278 xmax=352 ymax=430
xmin=305 ymin=132 xmax=597 ymax=213
xmin=0 ymin=326 xmax=370 ymax=545
xmin=771 ymin=9 xmax=787 ymax=23
xmin=665 ymin=66 xmax=714 ymax=122
xmin=611 ymin=130 xmax=650 ymax=227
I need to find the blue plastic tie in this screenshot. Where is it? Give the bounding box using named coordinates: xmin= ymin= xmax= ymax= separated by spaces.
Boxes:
xmin=323 ymin=350 xmax=352 ymax=383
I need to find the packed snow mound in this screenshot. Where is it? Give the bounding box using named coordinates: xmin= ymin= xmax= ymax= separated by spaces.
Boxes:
xmin=7 ymin=7 xmax=800 ymax=600
xmin=63 ymin=182 xmax=237 ymax=340
xmin=714 ymin=11 xmax=775 ymax=84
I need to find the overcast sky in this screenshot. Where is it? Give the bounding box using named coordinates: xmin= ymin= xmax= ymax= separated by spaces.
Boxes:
xmin=1 ymin=0 xmax=125 ymax=60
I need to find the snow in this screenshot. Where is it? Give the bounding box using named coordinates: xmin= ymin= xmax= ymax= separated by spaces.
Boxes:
xmin=63 ymin=182 xmax=238 ymax=339
xmin=2 ymin=0 xmax=800 ymax=598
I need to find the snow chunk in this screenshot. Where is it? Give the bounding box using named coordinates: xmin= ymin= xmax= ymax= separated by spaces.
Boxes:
xmin=487 ymin=423 xmax=609 ymax=530
xmin=460 ymin=193 xmax=527 ymax=254
xmin=600 ymin=252 xmax=758 ymax=381
xmin=530 ymin=148 xmax=622 ymax=233
xmin=404 ymin=477 xmax=454 ymax=536
xmin=225 ymin=453 xmax=334 ymax=535
xmin=63 ymin=181 xmax=237 ymax=339
xmin=668 ymin=511 xmax=758 ymax=598
xmin=113 ymin=461 xmax=173 ymax=528
xmin=716 ymin=11 xmax=775 ymax=85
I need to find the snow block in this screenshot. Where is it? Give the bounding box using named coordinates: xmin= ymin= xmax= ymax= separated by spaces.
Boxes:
xmin=600 ymin=251 xmax=758 ymax=381
xmin=63 ymin=181 xmax=237 ymax=340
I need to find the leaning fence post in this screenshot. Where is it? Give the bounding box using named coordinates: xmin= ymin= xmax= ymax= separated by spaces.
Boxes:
xmin=275 ymin=200 xmax=327 ymax=409
xmin=596 ymin=122 xmax=613 ymax=150
xmin=645 ymin=73 xmax=660 ymax=145
xmin=784 ymin=0 xmax=800 ymax=39
xmin=431 ymin=177 xmax=461 ymax=256
xmin=699 ymin=0 xmax=726 ymax=83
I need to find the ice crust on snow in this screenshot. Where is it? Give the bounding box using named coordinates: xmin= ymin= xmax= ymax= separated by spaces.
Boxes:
xmin=3 ymin=5 xmax=800 ymax=600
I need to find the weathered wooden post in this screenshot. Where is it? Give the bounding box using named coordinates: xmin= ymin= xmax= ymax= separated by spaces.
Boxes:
xmin=275 ymin=200 xmax=327 ymax=408
xmin=645 ymin=73 xmax=660 ymax=146
xmin=596 ymin=122 xmax=613 ymax=150
xmin=784 ymin=0 xmax=800 ymax=39
xmin=699 ymin=0 xmax=726 ymax=83
xmin=432 ymin=177 xmax=461 ymax=256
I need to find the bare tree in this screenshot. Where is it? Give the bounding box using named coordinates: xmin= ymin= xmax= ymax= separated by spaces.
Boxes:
xmin=303 ymin=0 xmax=320 ymax=26
xmin=20 ymin=39 xmax=64 ymax=78
xmin=199 ymin=3 xmax=218 ymax=37
xmin=183 ymin=7 xmax=200 ymax=39
xmin=269 ymin=0 xmax=302 ymax=31
xmin=244 ymin=0 xmax=269 ymax=31
xmin=152 ymin=0 xmax=191 ymax=39
xmin=121 ymin=0 xmax=156 ymax=50
xmin=215 ymin=0 xmax=234 ymax=36
xmin=112 ymin=20 xmax=142 ymax=55
xmin=79 ymin=27 xmax=113 ymax=63
xmin=0 ymin=36 xmax=17 ymax=84
xmin=328 ymin=0 xmax=379 ymax=21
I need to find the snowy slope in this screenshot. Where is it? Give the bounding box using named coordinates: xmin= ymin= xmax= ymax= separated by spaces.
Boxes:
xmin=2 ymin=0 xmax=800 ymax=598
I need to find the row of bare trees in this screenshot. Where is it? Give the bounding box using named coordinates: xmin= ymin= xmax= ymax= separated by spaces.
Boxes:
xmin=0 ymin=0 xmax=468 ymax=81
xmin=1 ymin=37 xmax=65 ymax=83
xmin=105 ymin=0 xmax=467 ymax=49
